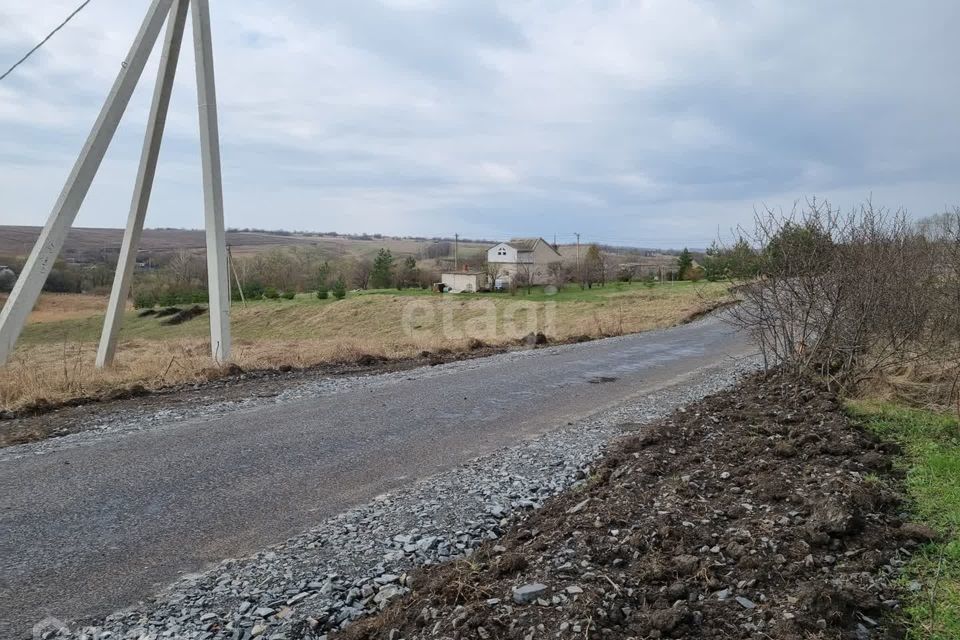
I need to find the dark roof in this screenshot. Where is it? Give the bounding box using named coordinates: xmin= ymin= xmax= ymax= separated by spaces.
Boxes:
xmin=504 ymin=237 xmax=562 ymax=257
xmin=507 ymin=238 xmax=539 ymax=252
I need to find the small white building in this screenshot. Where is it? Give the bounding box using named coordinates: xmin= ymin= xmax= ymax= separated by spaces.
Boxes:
xmin=486 ymin=237 xmax=562 ymax=286
xmin=441 ymin=271 xmax=488 ymax=293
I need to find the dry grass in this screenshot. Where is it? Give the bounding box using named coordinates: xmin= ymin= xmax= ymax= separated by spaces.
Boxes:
xmin=0 ymin=338 xmax=434 ymax=409
xmin=860 ymin=356 xmax=960 ymax=414
xmin=0 ymin=282 xmax=731 ymax=412
xmin=0 ymin=293 xmax=115 ymax=323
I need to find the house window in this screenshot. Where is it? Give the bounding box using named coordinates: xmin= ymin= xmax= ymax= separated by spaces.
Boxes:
xmin=497 ymin=248 xmax=507 ymax=256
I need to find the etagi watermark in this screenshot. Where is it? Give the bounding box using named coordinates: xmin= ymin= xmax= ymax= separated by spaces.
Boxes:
xmin=400 ymin=294 xmax=557 ymax=342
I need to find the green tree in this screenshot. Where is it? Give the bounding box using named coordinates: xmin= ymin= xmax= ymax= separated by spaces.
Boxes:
xmin=727 ymin=238 xmax=760 ymax=279
xmin=314 ymin=260 xmax=331 ymax=290
xmin=370 ymin=248 xmax=394 ymax=289
xmin=677 ymin=248 xmax=694 ymax=280
xmin=332 ymin=276 xmax=347 ymax=300
xmin=584 ymin=244 xmax=603 ymax=288
xmin=703 ymin=238 xmax=760 ymax=281
xmin=0 ymin=270 xmax=15 ymax=294
xmin=763 ymin=222 xmax=834 ymax=277
xmin=702 ymin=242 xmax=727 ymax=281
xmin=396 ymin=256 xmax=419 ymax=289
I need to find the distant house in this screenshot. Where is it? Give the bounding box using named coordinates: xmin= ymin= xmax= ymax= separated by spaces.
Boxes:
xmin=441 ymin=270 xmax=488 ymax=293
xmin=486 ymin=237 xmax=562 ymax=286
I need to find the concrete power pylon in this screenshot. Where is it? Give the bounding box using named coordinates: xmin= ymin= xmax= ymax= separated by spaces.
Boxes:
xmin=0 ymin=0 xmax=231 ymax=367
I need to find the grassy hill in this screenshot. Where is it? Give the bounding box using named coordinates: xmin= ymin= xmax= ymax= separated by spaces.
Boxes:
xmin=0 ymin=225 xmax=685 ymax=267
xmin=0 ymin=226 xmax=492 ymax=263
xmin=0 ymin=281 xmax=731 ymax=412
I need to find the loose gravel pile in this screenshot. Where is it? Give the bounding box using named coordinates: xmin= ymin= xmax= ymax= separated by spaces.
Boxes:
xmin=47 ymin=359 xmax=758 ymax=640
xmin=340 ymin=374 xmax=925 ymax=640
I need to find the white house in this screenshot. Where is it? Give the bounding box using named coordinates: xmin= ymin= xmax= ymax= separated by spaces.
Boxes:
xmin=486 ymin=237 xmax=562 ymax=286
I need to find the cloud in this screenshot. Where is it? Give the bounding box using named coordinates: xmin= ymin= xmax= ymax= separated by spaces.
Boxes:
xmin=0 ymin=0 xmax=958 ymax=248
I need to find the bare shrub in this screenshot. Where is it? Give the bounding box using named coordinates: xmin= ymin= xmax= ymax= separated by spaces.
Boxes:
xmin=729 ymin=199 xmax=959 ymax=399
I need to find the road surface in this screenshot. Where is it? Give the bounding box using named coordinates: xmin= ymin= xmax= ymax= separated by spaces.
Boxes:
xmin=0 ymin=316 xmax=751 ymax=636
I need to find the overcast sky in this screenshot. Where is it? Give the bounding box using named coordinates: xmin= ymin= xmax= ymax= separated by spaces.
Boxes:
xmin=1 ymin=0 xmax=958 ymax=248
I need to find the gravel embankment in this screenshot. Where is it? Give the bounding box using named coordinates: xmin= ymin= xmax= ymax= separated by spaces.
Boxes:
xmin=47 ymin=358 xmax=758 ymax=640
xmin=342 ymin=373 xmax=921 ymax=640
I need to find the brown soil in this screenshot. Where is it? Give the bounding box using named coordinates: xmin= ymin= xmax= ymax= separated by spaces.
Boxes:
xmin=336 ymin=374 xmax=920 ymax=640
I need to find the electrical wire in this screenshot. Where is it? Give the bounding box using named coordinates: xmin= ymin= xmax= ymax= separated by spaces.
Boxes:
xmin=0 ymin=0 xmax=93 ymax=82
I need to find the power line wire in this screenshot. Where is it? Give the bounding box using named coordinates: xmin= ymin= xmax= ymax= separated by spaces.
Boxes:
xmin=0 ymin=0 xmax=93 ymax=82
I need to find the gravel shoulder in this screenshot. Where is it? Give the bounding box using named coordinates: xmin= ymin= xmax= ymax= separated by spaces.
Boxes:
xmin=35 ymin=353 xmax=759 ymax=639
xmin=342 ymin=374 xmax=923 ymax=640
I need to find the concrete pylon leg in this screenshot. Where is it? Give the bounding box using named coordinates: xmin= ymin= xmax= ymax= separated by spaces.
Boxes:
xmin=0 ymin=0 xmax=176 ymax=366
xmin=97 ymin=0 xmax=190 ymax=369
xmin=192 ymin=0 xmax=231 ymax=363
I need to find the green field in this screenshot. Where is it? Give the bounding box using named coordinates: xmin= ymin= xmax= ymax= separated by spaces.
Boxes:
xmin=17 ymin=281 xmax=724 ymax=346
xmin=850 ymin=403 xmax=960 ymax=640
xmin=2 ymin=281 xmax=731 ymax=412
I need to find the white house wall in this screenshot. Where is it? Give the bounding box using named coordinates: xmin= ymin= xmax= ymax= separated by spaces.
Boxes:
xmin=488 ymin=243 xmax=517 ymax=264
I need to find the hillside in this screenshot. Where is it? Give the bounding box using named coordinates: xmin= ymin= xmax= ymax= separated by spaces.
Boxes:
xmin=0 ymin=226 xmax=686 ymax=267
xmin=0 ymin=225 xmax=494 ymax=263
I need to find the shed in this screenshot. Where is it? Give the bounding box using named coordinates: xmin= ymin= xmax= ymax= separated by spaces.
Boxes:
xmin=440 ymin=271 xmax=488 ymax=293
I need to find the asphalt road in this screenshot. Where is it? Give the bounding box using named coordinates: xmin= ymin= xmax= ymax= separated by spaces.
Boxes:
xmin=0 ymin=317 xmax=751 ymax=636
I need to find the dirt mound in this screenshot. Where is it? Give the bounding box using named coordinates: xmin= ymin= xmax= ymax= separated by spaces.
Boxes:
xmin=160 ymin=305 xmax=207 ymax=326
xmin=336 ymin=374 xmax=913 ymax=640
xmin=520 ymin=332 xmax=549 ymax=346
xmin=154 ymin=306 xmax=181 ymax=318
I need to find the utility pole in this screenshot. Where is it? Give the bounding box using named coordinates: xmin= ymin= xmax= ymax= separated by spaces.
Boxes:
xmin=575 ymin=232 xmax=581 ymax=288
xmin=454 ymin=233 xmax=459 ymax=271
xmin=0 ymin=0 xmax=231 ymax=367
xmin=192 ymin=0 xmax=231 ymax=363
xmin=97 ymin=0 xmax=189 ymax=368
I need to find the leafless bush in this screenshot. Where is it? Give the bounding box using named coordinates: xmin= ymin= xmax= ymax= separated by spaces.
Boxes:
xmin=729 ymin=199 xmax=959 ymax=398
